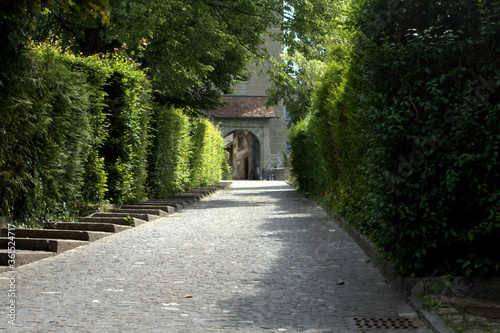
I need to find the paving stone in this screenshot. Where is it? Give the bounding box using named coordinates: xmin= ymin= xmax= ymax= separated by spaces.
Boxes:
xmin=0 ymin=181 xmax=431 ymax=332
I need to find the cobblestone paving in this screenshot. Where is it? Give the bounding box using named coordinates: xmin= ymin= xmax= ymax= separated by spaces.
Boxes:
xmin=0 ymin=181 xmax=431 ymax=332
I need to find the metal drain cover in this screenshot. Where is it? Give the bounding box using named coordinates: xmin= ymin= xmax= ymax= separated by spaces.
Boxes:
xmin=344 ymin=316 xmax=425 ymax=330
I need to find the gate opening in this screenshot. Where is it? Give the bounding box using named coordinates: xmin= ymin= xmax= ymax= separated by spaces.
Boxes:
xmin=224 ymin=130 xmax=261 ymax=180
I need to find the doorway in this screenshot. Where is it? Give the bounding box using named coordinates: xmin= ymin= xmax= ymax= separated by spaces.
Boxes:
xmin=224 ymin=130 xmax=261 ymax=180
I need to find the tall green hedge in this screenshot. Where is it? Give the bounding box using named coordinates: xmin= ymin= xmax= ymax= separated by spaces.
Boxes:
xmin=1 ymin=41 xmax=228 ymax=226
xmin=189 ymin=118 xmax=226 ymax=188
xmin=288 ymin=116 xmax=323 ymax=197
xmin=64 ymin=51 xmax=152 ymax=207
xmin=148 ymin=111 xmax=227 ymax=197
xmin=0 ymin=43 xmax=94 ymax=224
xmin=289 ymin=47 xmax=366 ymax=220
xmin=99 ymin=57 xmax=152 ymax=205
xmin=1 ymin=42 xmax=153 ymax=224
xmin=291 ymin=0 xmax=500 ymax=277
xmin=350 ymin=0 xmax=500 ymax=277
xmin=149 ymin=106 xmax=192 ymax=197
xmin=62 ymin=53 xmax=110 ymax=207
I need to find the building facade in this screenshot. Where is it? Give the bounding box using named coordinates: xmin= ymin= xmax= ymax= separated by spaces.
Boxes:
xmin=207 ymin=37 xmax=289 ymax=180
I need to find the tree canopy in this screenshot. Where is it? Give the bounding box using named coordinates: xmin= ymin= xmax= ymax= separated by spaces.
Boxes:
xmin=266 ymin=0 xmax=344 ymax=123
xmin=30 ymin=0 xmax=278 ymax=110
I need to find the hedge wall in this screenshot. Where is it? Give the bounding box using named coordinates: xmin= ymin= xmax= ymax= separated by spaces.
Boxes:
xmin=189 ymin=118 xmax=226 ymax=188
xmin=350 ymin=0 xmax=500 ymax=277
xmin=99 ymin=57 xmax=152 ymax=205
xmin=290 ymin=0 xmax=500 ymax=277
xmin=149 ymin=106 xmax=192 ymax=197
xmin=0 ymin=43 xmax=94 ymax=225
xmin=148 ymin=109 xmax=227 ymax=197
xmin=1 ymin=43 xmax=152 ymax=225
xmin=2 ymin=43 xmax=228 ymax=225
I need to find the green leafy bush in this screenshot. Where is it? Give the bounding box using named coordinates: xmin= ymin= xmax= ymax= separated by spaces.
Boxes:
xmin=290 ymin=0 xmax=500 ymax=277
xmin=149 ymin=106 xmax=191 ymax=197
xmin=62 ymin=53 xmax=110 ymax=207
xmin=65 ymin=53 xmax=152 ymax=206
xmin=348 ymin=0 xmax=500 ymax=277
xmin=99 ymin=56 xmax=152 ymax=205
xmin=0 ymin=41 xmax=153 ymax=224
xmin=0 ymin=42 xmax=93 ymax=223
xmin=310 ymin=49 xmax=369 ymax=223
xmin=288 ymin=116 xmax=323 ymax=196
xmin=189 ymin=118 xmax=226 ymax=188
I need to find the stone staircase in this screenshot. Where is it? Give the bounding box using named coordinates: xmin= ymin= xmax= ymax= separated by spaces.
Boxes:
xmin=0 ymin=182 xmax=231 ymax=270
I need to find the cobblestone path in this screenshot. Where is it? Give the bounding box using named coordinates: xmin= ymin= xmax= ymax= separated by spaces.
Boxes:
xmin=0 ymin=181 xmax=430 ymax=332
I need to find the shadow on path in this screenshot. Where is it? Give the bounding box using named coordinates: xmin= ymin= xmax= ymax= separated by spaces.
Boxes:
xmin=213 ymin=181 xmax=412 ymax=331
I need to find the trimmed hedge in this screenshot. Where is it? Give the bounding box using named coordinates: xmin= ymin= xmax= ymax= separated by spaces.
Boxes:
xmin=1 ymin=43 xmax=150 ymax=225
xmin=350 ymin=0 xmax=500 ymax=277
xmin=99 ymin=57 xmax=152 ymax=205
xmin=2 ymin=42 xmax=228 ymax=225
xmin=148 ymin=109 xmax=227 ymax=197
xmin=149 ymin=106 xmax=192 ymax=197
xmin=189 ymin=118 xmax=226 ymax=188
xmin=290 ymin=0 xmax=500 ymax=277
xmin=0 ymin=43 xmax=94 ymax=224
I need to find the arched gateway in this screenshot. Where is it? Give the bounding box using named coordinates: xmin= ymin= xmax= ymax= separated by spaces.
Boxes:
xmin=207 ymin=35 xmax=290 ymax=180
xmin=208 ymin=96 xmax=289 ymax=180
xmin=223 ymin=130 xmax=261 ymax=180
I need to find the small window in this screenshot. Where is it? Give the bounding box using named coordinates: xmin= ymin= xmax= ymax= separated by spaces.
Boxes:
xmin=284 ymin=106 xmax=292 ymax=121
xmin=238 ymin=135 xmax=244 ymax=149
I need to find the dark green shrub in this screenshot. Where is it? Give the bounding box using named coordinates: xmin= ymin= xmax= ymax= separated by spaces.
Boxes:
xmin=0 ymin=42 xmax=94 ymax=224
xmin=310 ymin=50 xmax=368 ymax=223
xmin=290 ymin=0 xmax=500 ymax=277
xmin=63 ymin=54 xmax=110 ymax=207
xmin=0 ymin=42 xmax=153 ymax=224
xmin=288 ymin=117 xmax=323 ymax=196
xmin=348 ymin=0 xmax=500 ymax=277
xmin=65 ymin=53 xmax=152 ymax=206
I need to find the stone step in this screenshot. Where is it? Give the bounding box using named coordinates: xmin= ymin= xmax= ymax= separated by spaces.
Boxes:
xmin=0 ymin=228 xmax=111 ymax=242
xmin=172 ymin=193 xmax=205 ymax=200
xmin=186 ymin=188 xmax=216 ymax=194
xmin=0 ymin=237 xmax=88 ymax=253
xmin=46 ymin=222 xmax=131 ymax=233
xmin=76 ymin=217 xmax=147 ymax=227
xmin=91 ymin=212 xmax=159 ymax=222
xmin=138 ymin=198 xmax=192 ymax=206
xmin=121 ymin=204 xmax=176 ymax=214
xmin=0 ymin=250 xmax=56 ymax=267
xmin=137 ymin=199 xmax=186 ymax=212
xmin=109 ymin=208 xmax=169 ymax=217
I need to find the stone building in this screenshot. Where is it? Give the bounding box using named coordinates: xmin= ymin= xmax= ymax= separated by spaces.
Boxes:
xmin=207 ymin=37 xmax=290 ymax=180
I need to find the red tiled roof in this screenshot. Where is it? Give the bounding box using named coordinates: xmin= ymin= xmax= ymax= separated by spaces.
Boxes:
xmin=207 ymin=96 xmax=276 ymax=118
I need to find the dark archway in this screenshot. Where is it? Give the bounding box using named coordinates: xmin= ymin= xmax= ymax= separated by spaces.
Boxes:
xmin=224 ymin=130 xmax=261 ymax=180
